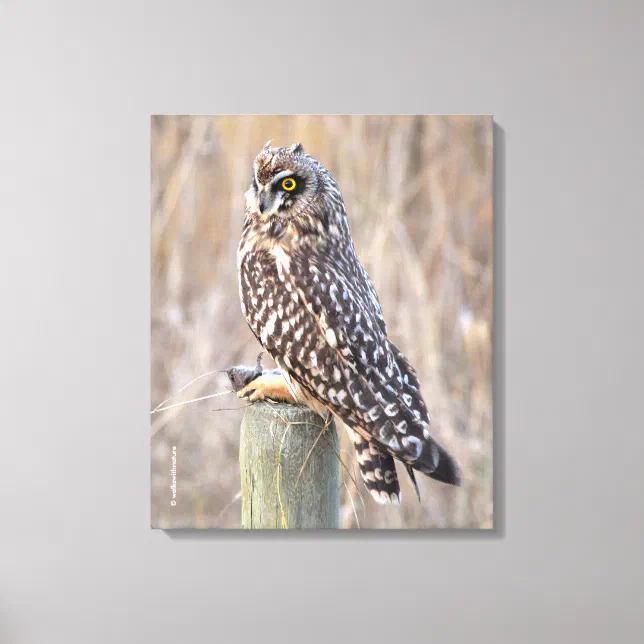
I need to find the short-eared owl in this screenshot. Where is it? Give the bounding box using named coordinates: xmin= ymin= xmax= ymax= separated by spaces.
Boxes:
xmin=237 ymin=142 xmax=462 ymax=503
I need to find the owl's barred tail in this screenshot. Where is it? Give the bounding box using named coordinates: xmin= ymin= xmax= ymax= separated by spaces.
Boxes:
xmin=348 ymin=429 xmax=401 ymax=504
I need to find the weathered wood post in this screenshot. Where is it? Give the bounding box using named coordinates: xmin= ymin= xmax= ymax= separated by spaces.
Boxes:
xmin=239 ymin=402 xmax=339 ymax=529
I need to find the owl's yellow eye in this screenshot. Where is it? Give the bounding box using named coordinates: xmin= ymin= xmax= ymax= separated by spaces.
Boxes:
xmin=282 ymin=177 xmax=297 ymax=191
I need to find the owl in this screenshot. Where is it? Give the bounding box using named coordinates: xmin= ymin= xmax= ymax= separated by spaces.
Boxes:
xmin=237 ymin=141 xmax=462 ymax=503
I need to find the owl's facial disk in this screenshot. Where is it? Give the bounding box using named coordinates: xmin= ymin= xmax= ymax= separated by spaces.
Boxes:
xmin=245 ymin=170 xmax=303 ymax=218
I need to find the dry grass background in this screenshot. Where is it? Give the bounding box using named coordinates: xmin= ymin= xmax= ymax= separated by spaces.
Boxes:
xmin=151 ymin=115 xmax=493 ymax=529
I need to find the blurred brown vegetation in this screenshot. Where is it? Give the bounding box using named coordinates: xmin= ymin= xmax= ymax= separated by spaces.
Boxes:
xmin=151 ymin=115 xmax=493 ymax=529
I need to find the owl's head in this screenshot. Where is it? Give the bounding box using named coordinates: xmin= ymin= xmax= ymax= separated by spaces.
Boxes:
xmin=245 ymin=141 xmax=328 ymax=220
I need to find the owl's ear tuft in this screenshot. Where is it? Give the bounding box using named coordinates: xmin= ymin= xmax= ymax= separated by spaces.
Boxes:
xmin=289 ymin=142 xmax=304 ymax=154
xmin=262 ymin=140 xmax=273 ymax=152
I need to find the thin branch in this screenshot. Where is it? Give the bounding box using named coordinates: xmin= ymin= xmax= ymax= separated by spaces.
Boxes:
xmin=344 ymin=482 xmax=361 ymax=529
xmin=214 ymin=490 xmax=242 ymax=527
xmin=151 ymin=368 xmax=225 ymax=413
xmin=151 ymin=390 xmax=233 ymax=414
xmin=276 ymin=423 xmax=293 ymax=529
xmin=324 ymin=436 xmax=366 ymax=511
xmin=295 ymin=422 xmax=327 ymax=488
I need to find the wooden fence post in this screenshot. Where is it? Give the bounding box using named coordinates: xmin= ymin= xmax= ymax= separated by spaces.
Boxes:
xmin=239 ymin=402 xmax=339 ymax=529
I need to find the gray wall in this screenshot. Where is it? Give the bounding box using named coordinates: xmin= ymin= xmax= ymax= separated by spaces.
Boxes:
xmin=1 ymin=1 xmax=642 ymax=643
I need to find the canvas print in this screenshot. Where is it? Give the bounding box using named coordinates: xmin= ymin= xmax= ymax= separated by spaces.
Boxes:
xmin=151 ymin=115 xmax=493 ymax=529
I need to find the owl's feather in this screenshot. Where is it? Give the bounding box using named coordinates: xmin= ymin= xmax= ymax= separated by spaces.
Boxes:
xmin=347 ymin=428 xmax=401 ymax=504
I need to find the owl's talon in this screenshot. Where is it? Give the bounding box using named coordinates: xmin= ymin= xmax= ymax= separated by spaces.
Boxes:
xmin=236 ymin=372 xmax=295 ymax=404
xmin=236 ymin=378 xmax=270 ymax=403
xmin=236 ymin=384 xmax=257 ymax=400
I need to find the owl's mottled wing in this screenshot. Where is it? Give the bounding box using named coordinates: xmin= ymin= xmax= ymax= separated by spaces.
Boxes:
xmin=241 ymin=247 xmax=461 ymax=485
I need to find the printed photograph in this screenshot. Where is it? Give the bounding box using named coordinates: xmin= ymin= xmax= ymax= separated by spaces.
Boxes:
xmin=151 ymin=115 xmax=493 ymax=529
